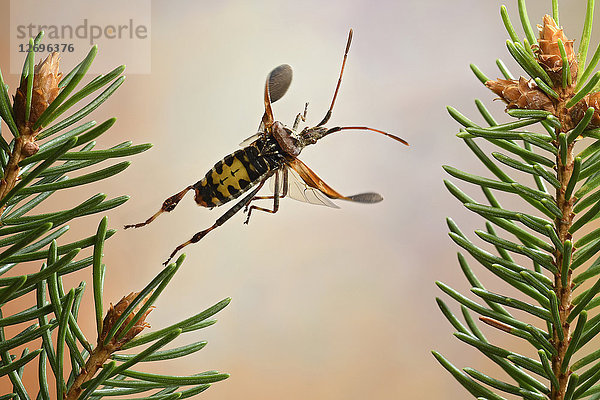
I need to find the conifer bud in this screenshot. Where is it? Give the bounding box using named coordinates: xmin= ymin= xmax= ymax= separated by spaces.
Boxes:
xmin=486 ymin=77 xmax=555 ymax=113
xmin=536 ymin=14 xmax=577 ymax=86
xmin=13 ymin=52 xmax=62 ymax=130
xmin=99 ymin=292 xmax=153 ymax=350
xmin=570 ymin=92 xmax=600 ymax=129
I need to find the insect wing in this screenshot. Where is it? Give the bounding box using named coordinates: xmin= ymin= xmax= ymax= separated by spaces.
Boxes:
xmin=288 ymin=158 xmax=383 ymax=204
xmin=288 ymin=158 xmax=347 ymax=199
xmin=239 ymin=132 xmax=262 ymax=147
xmin=270 ymin=166 xmax=339 ymax=208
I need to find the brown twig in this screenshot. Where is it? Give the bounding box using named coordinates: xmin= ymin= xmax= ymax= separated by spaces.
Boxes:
xmin=551 ymin=111 xmax=575 ymax=400
xmin=65 ymin=292 xmax=152 ymax=400
xmin=484 ymin=14 xmax=592 ymax=400
xmin=0 ymin=52 xmax=61 ymax=216
xmin=65 ymin=345 xmax=113 ymax=400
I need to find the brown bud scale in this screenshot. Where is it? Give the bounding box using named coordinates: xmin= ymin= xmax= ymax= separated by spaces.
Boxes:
xmin=99 ymin=291 xmax=153 ymax=350
xmin=535 ymin=14 xmax=578 ymax=87
xmin=13 ymin=52 xmax=62 ymax=130
xmin=486 ymin=77 xmax=555 ymax=113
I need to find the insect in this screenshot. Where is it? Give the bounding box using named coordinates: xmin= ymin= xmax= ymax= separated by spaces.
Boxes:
xmin=125 ymin=29 xmax=408 ymax=265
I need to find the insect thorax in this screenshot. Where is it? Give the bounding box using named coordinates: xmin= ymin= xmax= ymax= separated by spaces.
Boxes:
xmin=193 ymin=139 xmax=285 ymax=208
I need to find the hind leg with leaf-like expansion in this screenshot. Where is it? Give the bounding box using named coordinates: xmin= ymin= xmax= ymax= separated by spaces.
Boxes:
xmin=125 ymin=185 xmax=194 ymax=229
xmin=163 ymin=177 xmax=269 ymax=265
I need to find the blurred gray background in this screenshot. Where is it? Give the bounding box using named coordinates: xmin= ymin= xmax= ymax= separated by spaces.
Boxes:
xmin=1 ymin=0 xmax=598 ymax=399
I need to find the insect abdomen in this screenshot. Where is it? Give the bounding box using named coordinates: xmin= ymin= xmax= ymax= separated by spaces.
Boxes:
xmin=193 ymin=146 xmax=271 ymax=208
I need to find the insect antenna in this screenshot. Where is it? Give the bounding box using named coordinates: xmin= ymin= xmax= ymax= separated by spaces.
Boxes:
xmin=325 ymin=126 xmax=409 ymax=146
xmin=316 ymin=28 xmax=353 ymax=127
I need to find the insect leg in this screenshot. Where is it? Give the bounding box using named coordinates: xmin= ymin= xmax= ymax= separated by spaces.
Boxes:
xmin=243 ymin=168 xmax=289 ymax=212
xmin=244 ymin=168 xmax=288 ymax=224
xmin=281 ymin=167 xmax=289 ymax=197
xmin=163 ymin=178 xmax=268 ymax=265
xmin=125 ymin=185 xmax=194 ymax=229
xmin=292 ymin=103 xmax=309 ymax=130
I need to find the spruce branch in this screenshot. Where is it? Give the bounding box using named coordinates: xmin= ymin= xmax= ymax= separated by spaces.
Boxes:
xmin=65 ymin=290 xmax=154 ymax=400
xmin=436 ymin=2 xmax=600 ymax=400
xmin=0 ymin=33 xmax=229 ymax=399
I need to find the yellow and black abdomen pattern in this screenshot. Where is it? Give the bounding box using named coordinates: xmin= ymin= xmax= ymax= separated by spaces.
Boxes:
xmin=193 ymin=145 xmax=281 ymax=208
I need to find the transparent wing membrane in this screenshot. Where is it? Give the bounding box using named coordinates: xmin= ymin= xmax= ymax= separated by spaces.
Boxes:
xmin=239 ymin=132 xmax=262 ymax=148
xmin=270 ymin=166 xmax=339 ymax=208
xmin=288 ymin=158 xmax=383 ymax=205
